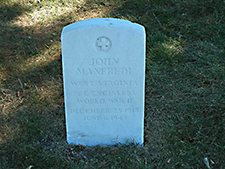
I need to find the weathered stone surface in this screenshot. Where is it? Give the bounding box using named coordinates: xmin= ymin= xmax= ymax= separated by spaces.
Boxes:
xmin=61 ymin=18 xmax=146 ymax=146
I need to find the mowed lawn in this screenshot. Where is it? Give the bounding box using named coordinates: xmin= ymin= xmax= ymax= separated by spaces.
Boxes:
xmin=0 ymin=0 xmax=225 ymax=168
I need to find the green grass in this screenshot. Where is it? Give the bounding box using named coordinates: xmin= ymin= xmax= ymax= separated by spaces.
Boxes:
xmin=0 ymin=0 xmax=225 ymax=168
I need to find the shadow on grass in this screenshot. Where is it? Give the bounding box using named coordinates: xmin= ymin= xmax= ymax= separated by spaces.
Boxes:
xmin=0 ymin=2 xmax=32 ymax=65
xmin=0 ymin=2 xmax=32 ymax=22
xmin=0 ymin=1 xmax=66 ymax=89
xmin=0 ymin=108 xmax=67 ymax=168
xmin=0 ymin=0 xmax=67 ymax=148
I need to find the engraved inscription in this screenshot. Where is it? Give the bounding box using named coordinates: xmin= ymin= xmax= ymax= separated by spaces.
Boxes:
xmin=76 ymin=98 xmax=106 ymax=104
xmin=70 ymin=81 xmax=94 ymax=86
xmin=83 ymin=115 xmax=128 ymax=121
xmin=76 ymin=67 xmax=131 ymax=75
xmin=98 ymin=80 xmax=138 ymax=86
xmin=90 ymin=58 xmax=119 ymax=65
xmin=70 ymin=108 xmax=110 ymax=114
xmin=96 ymin=37 xmax=111 ymax=52
xmin=108 ymin=98 xmax=133 ymax=103
xmin=69 ymin=108 xmax=141 ymax=114
xmin=73 ymin=90 xmax=135 ymax=96
xmin=70 ymin=80 xmax=138 ymax=87
xmin=75 ymin=98 xmax=133 ymax=104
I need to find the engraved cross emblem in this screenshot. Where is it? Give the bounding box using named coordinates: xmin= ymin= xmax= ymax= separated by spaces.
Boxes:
xmin=96 ymin=37 xmax=111 ymax=52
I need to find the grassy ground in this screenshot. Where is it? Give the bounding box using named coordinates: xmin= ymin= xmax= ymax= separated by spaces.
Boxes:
xmin=0 ymin=0 xmax=225 ymax=168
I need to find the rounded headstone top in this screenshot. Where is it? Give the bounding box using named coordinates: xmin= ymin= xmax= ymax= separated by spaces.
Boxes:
xmin=62 ymin=18 xmax=145 ymax=35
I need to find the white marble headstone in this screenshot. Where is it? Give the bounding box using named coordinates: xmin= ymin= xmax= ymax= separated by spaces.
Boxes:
xmin=61 ymin=18 xmax=146 ymax=146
